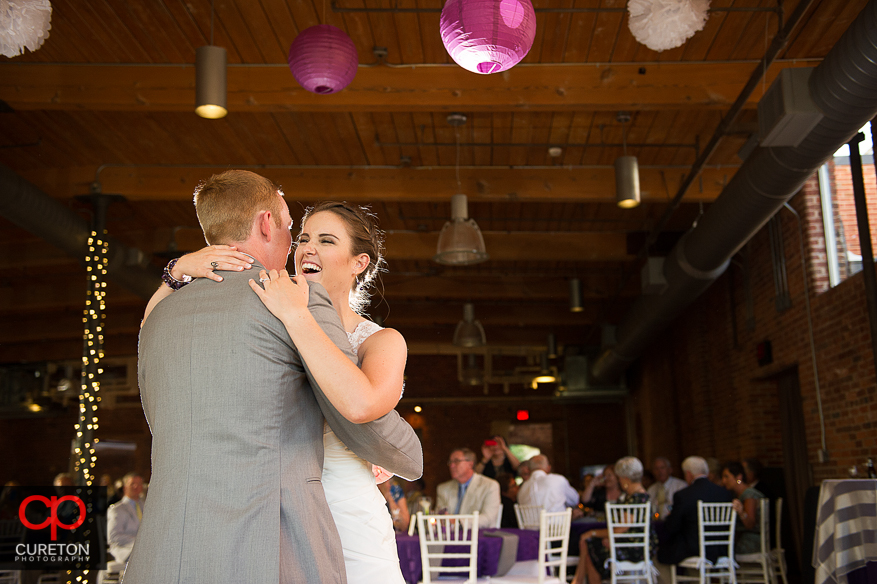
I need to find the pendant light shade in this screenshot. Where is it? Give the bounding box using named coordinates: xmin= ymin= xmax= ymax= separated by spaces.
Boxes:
xmin=615 ymin=155 xmax=641 ymax=208
xmin=434 ymin=194 xmax=489 ymax=265
xmin=569 ymin=278 xmax=584 ymax=313
xmin=440 ymin=0 xmax=537 ymax=75
xmin=195 ymin=45 xmax=228 ymax=119
xmin=453 ymin=303 xmax=487 ymax=347
xmin=288 ymin=25 xmax=358 ymax=94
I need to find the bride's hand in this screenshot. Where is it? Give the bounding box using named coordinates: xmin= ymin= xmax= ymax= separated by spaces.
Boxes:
xmin=248 ymin=269 xmax=310 ymax=323
xmin=173 ymin=245 xmax=254 ymax=283
xmin=373 ymin=465 xmax=393 ymax=485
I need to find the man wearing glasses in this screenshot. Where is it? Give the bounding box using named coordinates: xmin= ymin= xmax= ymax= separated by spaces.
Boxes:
xmin=436 ymin=447 xmax=501 ymax=528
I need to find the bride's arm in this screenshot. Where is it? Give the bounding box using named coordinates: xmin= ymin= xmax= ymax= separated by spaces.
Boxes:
xmin=249 ymin=268 xmax=405 ymax=423
xmin=142 ymin=245 xmax=254 ymax=326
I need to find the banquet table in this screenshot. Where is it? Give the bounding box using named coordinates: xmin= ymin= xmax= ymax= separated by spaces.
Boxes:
xmin=813 ymin=479 xmax=877 ymax=584
xmin=396 ymin=527 xmax=539 ymax=584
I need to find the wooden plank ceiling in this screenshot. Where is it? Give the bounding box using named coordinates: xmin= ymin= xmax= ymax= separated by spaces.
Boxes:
xmin=0 ymin=0 xmax=867 ymax=364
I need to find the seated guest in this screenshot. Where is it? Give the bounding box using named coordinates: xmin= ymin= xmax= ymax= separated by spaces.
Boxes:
xmin=581 ymin=464 xmax=622 ymax=514
xmin=647 ymin=457 xmax=688 ymax=520
xmin=496 ymin=472 xmax=520 ymax=528
xmin=107 ymin=472 xmax=145 ymax=566
xmin=722 ymin=461 xmax=766 ymax=554
xmin=379 ymin=476 xmax=410 ymax=532
xmin=707 ymin=457 xmax=723 ymax=487
xmin=742 ymin=457 xmax=778 ymax=545
xmin=475 ymin=435 xmax=520 ymax=479
xmin=641 ymin=469 xmax=655 ymax=491
xmin=657 ymin=456 xmax=733 ymax=566
xmin=517 ymin=454 xmax=580 ymax=513
xmin=437 ymin=447 xmax=501 ymax=528
xmin=517 ymin=458 xmax=532 ymax=482
xmin=572 ymin=456 xmax=655 ymax=584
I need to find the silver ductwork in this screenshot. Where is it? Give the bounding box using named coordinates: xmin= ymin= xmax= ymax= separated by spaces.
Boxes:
xmin=0 ymin=163 xmax=160 ymax=299
xmin=592 ymin=1 xmax=877 ymax=382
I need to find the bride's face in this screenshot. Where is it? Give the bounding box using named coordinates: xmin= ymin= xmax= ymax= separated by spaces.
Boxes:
xmin=294 ymin=211 xmax=368 ymax=296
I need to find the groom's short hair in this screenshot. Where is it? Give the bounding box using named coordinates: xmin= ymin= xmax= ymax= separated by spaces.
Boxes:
xmin=194 ymin=170 xmax=283 ymax=245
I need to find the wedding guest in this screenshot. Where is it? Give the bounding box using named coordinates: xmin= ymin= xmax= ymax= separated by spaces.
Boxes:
xmin=475 ymin=436 xmax=520 ymax=479
xmin=722 ymin=461 xmax=765 ymax=554
xmin=572 ymin=457 xmax=655 ymax=584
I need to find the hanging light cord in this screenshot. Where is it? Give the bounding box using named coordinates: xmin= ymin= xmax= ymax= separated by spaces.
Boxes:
xmin=210 ymin=0 xmax=215 ymax=45
xmin=622 ymin=119 xmax=628 ymax=157
xmin=455 ymin=126 xmax=462 ymax=191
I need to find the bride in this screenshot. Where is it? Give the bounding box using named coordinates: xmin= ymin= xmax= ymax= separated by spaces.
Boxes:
xmin=144 ymin=201 xmax=408 ymax=583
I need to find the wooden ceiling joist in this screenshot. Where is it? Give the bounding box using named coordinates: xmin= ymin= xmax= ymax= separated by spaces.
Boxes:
xmin=19 ymin=165 xmax=734 ymax=202
xmin=0 ymin=61 xmax=816 ymax=113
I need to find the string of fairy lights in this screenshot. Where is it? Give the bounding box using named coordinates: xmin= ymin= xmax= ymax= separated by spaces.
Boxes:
xmin=67 ymin=229 xmax=108 ymax=584
xmin=73 ymin=229 xmax=108 ymax=488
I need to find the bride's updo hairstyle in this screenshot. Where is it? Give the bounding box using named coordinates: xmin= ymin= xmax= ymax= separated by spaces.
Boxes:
xmin=300 ymin=201 xmax=386 ymax=314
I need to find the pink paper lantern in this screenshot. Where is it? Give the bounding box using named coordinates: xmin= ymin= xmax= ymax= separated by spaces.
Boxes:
xmin=440 ymin=0 xmax=537 ymax=75
xmin=288 ymin=25 xmax=358 ymax=94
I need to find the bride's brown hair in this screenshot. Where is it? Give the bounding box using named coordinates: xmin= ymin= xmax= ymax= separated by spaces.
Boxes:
xmin=299 ymin=202 xmax=386 ymax=314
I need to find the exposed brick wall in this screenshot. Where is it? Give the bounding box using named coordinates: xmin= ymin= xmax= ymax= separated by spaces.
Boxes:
xmin=632 ymin=170 xmax=877 ymax=483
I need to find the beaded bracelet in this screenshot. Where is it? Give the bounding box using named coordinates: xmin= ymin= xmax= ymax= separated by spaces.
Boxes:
xmin=161 ymin=258 xmax=193 ymax=290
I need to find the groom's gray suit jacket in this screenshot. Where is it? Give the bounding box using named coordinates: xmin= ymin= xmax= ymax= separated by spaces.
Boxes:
xmin=125 ymin=264 xmax=423 ymax=584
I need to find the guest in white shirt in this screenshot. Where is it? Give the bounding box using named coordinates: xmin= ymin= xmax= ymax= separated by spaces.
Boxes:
xmin=646 ymin=457 xmax=687 ymax=519
xmin=517 ymin=455 xmax=581 ymax=514
xmin=107 ymin=472 xmax=144 ymax=565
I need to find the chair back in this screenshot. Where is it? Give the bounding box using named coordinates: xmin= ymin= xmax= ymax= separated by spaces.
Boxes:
xmin=537 ymin=508 xmax=572 ymax=583
xmin=756 ymin=498 xmax=771 ymax=556
xmin=515 ymin=503 xmax=543 ymax=529
xmin=496 ymin=503 xmax=504 ymax=528
xmin=606 ymin=502 xmax=653 ymax=584
xmin=416 ymin=511 xmax=479 ymax=584
xmin=774 ymin=498 xmax=783 ymax=550
xmin=698 ymin=501 xmax=736 ymax=564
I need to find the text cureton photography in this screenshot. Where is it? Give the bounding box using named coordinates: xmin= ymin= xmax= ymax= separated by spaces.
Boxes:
xmin=1 ymin=486 xmax=106 ymax=571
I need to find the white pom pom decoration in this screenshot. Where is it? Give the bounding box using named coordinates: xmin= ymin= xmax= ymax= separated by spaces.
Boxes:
xmin=0 ymin=0 xmax=52 ymax=58
xmin=628 ymin=0 xmax=710 ymax=52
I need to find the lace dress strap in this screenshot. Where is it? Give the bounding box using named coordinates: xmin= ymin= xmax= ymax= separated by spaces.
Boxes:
xmin=347 ymin=320 xmax=384 ymax=355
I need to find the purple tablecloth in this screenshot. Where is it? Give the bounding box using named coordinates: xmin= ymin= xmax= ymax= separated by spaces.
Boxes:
xmin=396 ymin=533 xmax=502 ymax=584
xmin=485 ymin=528 xmax=540 ymax=561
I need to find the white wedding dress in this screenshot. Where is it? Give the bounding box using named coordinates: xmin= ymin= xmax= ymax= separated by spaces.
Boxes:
xmin=322 ymin=320 xmax=405 ymax=584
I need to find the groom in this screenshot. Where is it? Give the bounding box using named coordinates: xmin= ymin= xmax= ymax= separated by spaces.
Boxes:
xmin=126 ymin=170 xmax=422 ymax=584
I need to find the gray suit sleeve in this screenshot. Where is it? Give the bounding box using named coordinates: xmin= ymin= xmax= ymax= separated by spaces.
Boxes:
xmin=303 ymin=282 xmax=423 ymax=480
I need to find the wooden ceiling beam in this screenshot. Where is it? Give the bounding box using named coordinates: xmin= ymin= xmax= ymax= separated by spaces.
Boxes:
xmin=169 ymin=229 xmax=633 ymax=261
xmin=0 ymin=62 xmax=815 ymax=112
xmin=20 ymin=165 xmax=734 ymax=202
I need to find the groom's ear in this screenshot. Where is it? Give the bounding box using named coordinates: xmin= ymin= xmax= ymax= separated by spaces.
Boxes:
xmin=257 ymin=210 xmax=273 ymax=240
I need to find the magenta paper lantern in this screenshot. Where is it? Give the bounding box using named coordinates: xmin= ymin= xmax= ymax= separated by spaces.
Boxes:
xmin=440 ymin=0 xmax=537 ymax=75
xmin=288 ymin=25 xmax=358 ymax=94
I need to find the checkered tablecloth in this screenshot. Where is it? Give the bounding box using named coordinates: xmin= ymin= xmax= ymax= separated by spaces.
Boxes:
xmin=813 ymin=479 xmax=877 ymax=584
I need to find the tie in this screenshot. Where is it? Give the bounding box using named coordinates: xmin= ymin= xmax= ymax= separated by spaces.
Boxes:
xmin=454 ymin=483 xmax=467 ymax=514
xmin=134 ymin=500 xmax=142 ymax=521
xmin=656 ymin=483 xmax=666 ymax=515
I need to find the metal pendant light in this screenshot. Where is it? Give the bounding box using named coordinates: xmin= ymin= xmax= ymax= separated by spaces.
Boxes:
xmin=615 ymin=112 xmax=640 ymax=208
xmin=195 ymin=1 xmax=227 ymax=119
xmin=434 ymin=194 xmax=489 ymax=265
xmin=453 ymin=303 xmax=487 ymax=347
xmin=434 ymin=114 xmax=489 ymax=266
xmin=569 ymin=278 xmax=584 ymax=313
